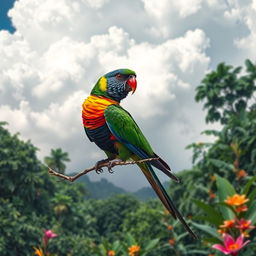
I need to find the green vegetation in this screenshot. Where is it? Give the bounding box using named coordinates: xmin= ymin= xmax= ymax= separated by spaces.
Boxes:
xmin=0 ymin=60 xmax=255 ymax=255
xmin=44 ymin=148 xmax=70 ymax=174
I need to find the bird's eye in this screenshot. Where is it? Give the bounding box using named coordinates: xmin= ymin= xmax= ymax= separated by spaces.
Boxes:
xmin=116 ymin=74 xmax=122 ymax=79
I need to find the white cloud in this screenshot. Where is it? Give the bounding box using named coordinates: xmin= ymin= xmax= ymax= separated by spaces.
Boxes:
xmin=142 ymin=0 xmax=203 ymax=19
xmin=234 ymin=0 xmax=256 ymax=59
xmin=0 ymin=101 xmax=29 ymax=132
xmin=1 ymin=0 xmax=255 ymax=191
xmin=98 ymin=29 xmax=210 ymax=118
xmin=83 ymin=0 xmax=110 ymax=9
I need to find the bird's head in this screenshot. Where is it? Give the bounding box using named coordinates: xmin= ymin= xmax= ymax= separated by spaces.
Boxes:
xmin=91 ymin=69 xmax=137 ymax=102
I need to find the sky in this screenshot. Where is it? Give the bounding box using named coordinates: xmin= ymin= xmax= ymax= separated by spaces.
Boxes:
xmin=0 ymin=0 xmax=255 ymax=191
xmin=0 ymin=0 xmax=15 ymax=32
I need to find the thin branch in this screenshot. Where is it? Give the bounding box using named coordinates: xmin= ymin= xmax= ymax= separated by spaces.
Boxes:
xmin=47 ymin=157 xmax=159 ymax=182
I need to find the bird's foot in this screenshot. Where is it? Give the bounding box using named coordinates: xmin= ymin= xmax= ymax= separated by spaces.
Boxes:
xmin=95 ymin=158 xmax=120 ymax=174
xmin=94 ymin=159 xmax=109 ymax=174
xmin=107 ymin=159 xmax=123 ymax=174
xmin=107 ymin=161 xmax=115 ymax=174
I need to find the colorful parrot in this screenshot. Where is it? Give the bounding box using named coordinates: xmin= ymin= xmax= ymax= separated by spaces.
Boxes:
xmin=82 ymin=69 xmax=197 ymax=239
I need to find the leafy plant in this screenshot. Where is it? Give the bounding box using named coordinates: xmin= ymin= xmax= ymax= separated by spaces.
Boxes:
xmin=193 ymin=175 xmax=256 ymax=255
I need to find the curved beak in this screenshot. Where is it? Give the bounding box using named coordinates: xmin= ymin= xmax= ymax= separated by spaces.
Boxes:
xmin=126 ymin=75 xmax=137 ymax=94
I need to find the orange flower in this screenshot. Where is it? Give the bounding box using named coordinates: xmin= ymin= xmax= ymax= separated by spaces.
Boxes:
xmin=236 ymin=169 xmax=247 ymax=179
xmin=225 ymin=194 xmax=249 ymax=206
xmin=167 ymin=225 xmax=173 ymax=231
xmin=218 ymin=229 xmax=226 ymax=235
xmin=128 ymin=245 xmax=140 ymax=256
xmin=33 ymin=247 xmax=44 ymax=256
xmin=236 ymin=205 xmax=248 ymax=213
xmin=220 ymin=219 xmax=236 ymax=229
xmin=168 ymin=238 xmax=176 ymax=246
xmin=107 ymin=250 xmax=116 ymax=256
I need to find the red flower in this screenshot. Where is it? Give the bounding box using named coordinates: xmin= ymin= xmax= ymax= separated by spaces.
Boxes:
xmin=212 ymin=233 xmax=250 ymax=256
xmin=236 ymin=219 xmax=254 ymax=231
xmin=236 ymin=205 xmax=248 ymax=213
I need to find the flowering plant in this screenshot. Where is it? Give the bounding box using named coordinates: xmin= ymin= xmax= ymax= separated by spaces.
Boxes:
xmin=33 ymin=229 xmax=58 ymax=256
xmin=193 ymin=175 xmax=256 ymax=255
xmin=92 ymin=233 xmax=159 ymax=256
xmin=212 ymin=233 xmax=250 ymax=256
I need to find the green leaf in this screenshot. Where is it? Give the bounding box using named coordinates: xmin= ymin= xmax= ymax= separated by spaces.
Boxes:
xmin=193 ymin=200 xmax=223 ymax=226
xmin=216 ymin=175 xmax=236 ymax=219
xmin=242 ymin=176 xmax=256 ymax=195
xmin=201 ymin=129 xmax=220 ymax=137
xmin=248 ymin=189 xmax=256 ymax=208
xmin=216 ymin=202 xmax=237 ymax=215
xmin=245 ymin=196 xmax=256 ymax=223
xmin=209 ymin=159 xmax=233 ymax=171
xmin=186 ymin=250 xmax=209 ymax=255
xmin=235 ymin=100 xmax=247 ymax=112
xmin=126 ymin=233 xmax=136 ymax=246
xmin=143 ymin=238 xmax=159 ymax=252
xmin=204 ymin=237 xmax=223 ymax=244
xmin=176 ymin=232 xmax=189 ymax=242
xmin=113 ymin=240 xmax=121 ymax=251
xmin=191 ymin=222 xmax=222 ymax=242
xmin=98 ymin=244 xmax=107 ymax=255
xmin=245 ymin=59 xmax=255 ymax=72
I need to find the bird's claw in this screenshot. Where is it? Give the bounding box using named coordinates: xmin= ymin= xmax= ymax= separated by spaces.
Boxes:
xmin=94 ymin=158 xmax=117 ymax=174
xmin=96 ymin=168 xmax=103 ymax=174
xmin=95 ymin=160 xmax=106 ymax=174
xmin=107 ymin=162 xmax=114 ymax=174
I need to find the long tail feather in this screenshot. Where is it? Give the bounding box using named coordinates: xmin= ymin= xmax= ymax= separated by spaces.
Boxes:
xmin=151 ymin=153 xmax=180 ymax=183
xmin=136 ymin=158 xmax=197 ymax=239
xmin=141 ymin=166 xmax=177 ymax=219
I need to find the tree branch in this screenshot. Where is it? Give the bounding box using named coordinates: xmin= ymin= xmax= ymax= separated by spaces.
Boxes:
xmin=47 ymin=157 xmax=159 ymax=182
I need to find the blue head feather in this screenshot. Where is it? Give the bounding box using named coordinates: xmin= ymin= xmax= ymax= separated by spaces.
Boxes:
xmin=104 ymin=69 xmax=136 ymax=102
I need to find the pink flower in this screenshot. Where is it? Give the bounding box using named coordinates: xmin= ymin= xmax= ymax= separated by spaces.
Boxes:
xmin=212 ymin=233 xmax=250 ymax=256
xmin=43 ymin=230 xmax=58 ymax=247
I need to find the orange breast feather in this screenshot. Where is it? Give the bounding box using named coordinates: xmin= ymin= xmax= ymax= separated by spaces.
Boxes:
xmin=82 ymin=95 xmax=119 ymax=129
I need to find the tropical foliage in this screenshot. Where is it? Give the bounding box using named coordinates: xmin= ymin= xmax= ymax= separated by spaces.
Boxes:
xmin=44 ymin=148 xmax=70 ymax=174
xmin=0 ymin=59 xmax=255 ymax=255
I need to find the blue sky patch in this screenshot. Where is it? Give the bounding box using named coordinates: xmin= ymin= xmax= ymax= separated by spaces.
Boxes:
xmin=0 ymin=0 xmax=16 ymax=33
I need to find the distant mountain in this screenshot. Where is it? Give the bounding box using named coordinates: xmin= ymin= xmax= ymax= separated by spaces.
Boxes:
xmin=133 ymin=186 xmax=156 ymax=200
xmin=74 ymin=174 xmax=160 ymax=200
xmin=74 ymin=174 xmax=126 ymax=199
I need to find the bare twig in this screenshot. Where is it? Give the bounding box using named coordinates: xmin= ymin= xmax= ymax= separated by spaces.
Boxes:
xmin=47 ymin=157 xmax=159 ymax=182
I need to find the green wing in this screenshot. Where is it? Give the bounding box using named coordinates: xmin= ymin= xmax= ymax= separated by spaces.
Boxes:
xmin=104 ymin=105 xmax=197 ymax=238
xmin=104 ymin=104 xmax=154 ymax=158
xmin=105 ymin=104 xmax=179 ymax=181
